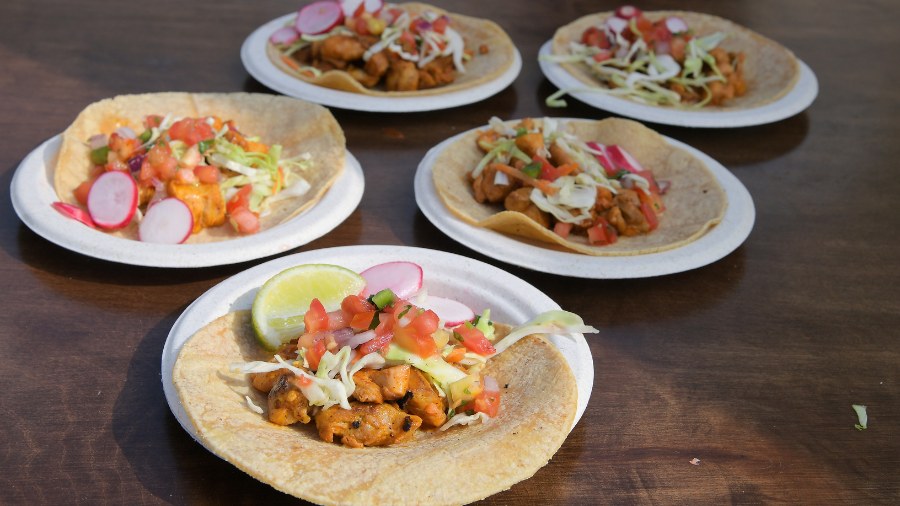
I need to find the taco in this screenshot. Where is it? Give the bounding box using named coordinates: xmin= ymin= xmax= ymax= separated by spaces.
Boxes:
xmin=172 ymin=301 xmax=585 ymax=504
xmin=432 ymin=117 xmax=727 ymax=256
xmin=267 ymin=2 xmax=516 ymax=97
xmin=54 ymin=92 xmax=345 ymax=242
xmin=548 ymin=8 xmax=800 ymax=109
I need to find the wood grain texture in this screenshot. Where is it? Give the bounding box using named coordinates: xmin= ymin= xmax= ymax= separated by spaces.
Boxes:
xmin=1 ymin=0 xmax=898 ymax=504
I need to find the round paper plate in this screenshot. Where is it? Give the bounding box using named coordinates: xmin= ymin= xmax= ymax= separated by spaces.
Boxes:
xmin=538 ymin=40 xmax=818 ymax=128
xmin=161 ymin=245 xmax=595 ymax=448
xmin=415 ymin=124 xmax=755 ymax=278
xmin=241 ymin=13 xmax=522 ymax=112
xmin=11 ymin=135 xmax=363 ymax=267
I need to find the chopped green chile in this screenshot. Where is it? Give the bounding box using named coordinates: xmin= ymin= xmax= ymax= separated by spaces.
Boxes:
xmin=522 ymin=161 xmax=542 ymax=178
xmin=90 ymin=146 xmax=110 ymax=165
xmin=138 ymin=129 xmax=153 ymax=143
xmin=369 ymin=288 xmax=395 ymax=310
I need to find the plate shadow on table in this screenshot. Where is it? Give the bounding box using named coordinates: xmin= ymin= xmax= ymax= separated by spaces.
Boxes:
xmin=111 ymin=305 xmax=295 ymax=504
xmin=534 ymin=78 xmax=811 ymax=168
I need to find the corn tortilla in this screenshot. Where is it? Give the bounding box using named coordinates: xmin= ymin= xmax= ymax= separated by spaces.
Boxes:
xmin=267 ymin=2 xmax=517 ymax=97
xmin=432 ymin=118 xmax=728 ymax=256
xmin=551 ymin=10 xmax=800 ymax=110
xmin=173 ymin=311 xmax=577 ymax=505
xmin=55 ymin=92 xmax=345 ymax=243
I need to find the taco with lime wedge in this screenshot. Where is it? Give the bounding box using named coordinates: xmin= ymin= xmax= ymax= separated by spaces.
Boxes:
xmin=432 ymin=117 xmax=727 ymax=256
xmin=546 ymin=6 xmax=800 ymax=109
xmin=54 ymin=92 xmax=345 ymax=243
xmin=172 ymin=262 xmax=591 ymax=505
xmin=267 ymin=2 xmax=516 ymax=96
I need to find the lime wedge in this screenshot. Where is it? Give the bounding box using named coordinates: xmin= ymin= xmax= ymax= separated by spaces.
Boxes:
xmin=251 ymin=264 xmax=366 ymax=351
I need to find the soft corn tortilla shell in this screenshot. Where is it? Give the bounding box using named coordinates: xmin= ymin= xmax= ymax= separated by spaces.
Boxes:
xmin=267 ymin=2 xmax=516 ymax=97
xmin=173 ymin=311 xmax=577 ymax=505
xmin=432 ymin=118 xmax=727 ymax=256
xmin=551 ymin=11 xmax=800 ymax=110
xmin=54 ymin=92 xmax=345 ymax=243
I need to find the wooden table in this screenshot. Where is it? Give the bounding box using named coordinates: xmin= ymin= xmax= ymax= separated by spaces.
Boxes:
xmin=2 ymin=0 xmax=897 ymax=503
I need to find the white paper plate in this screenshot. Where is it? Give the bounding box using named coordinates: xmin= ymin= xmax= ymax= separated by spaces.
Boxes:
xmin=241 ymin=13 xmax=522 ymax=112
xmin=538 ymin=40 xmax=818 ymax=128
xmin=161 ymin=245 xmax=595 ymax=450
xmin=415 ymin=123 xmax=755 ymax=278
xmin=10 ymin=135 xmax=364 ymax=267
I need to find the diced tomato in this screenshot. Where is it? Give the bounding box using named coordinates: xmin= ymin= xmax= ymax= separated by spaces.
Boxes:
xmin=229 ymin=207 xmax=260 ymax=234
xmin=532 ymin=155 xmax=575 ymax=182
xmin=652 ymin=21 xmax=672 ymax=42
xmin=358 ymin=329 xmax=393 ymax=355
xmin=393 ymin=324 xmax=438 ymax=358
xmin=398 ymin=31 xmax=417 ymax=52
xmin=634 ymin=16 xmax=654 ymax=42
xmin=587 ymin=217 xmax=618 ymax=246
xmin=144 ymin=115 xmax=164 ymax=129
xmin=146 ymin=143 xmax=177 ymax=181
xmin=410 ymin=309 xmax=440 ymax=337
xmin=193 ymin=165 xmax=220 ymax=184
xmin=342 ymin=294 xmax=375 ymax=315
xmin=73 ymin=181 xmax=93 ymax=206
xmin=592 ymin=50 xmax=613 ymax=63
xmin=639 ymin=198 xmax=660 ymax=231
xmin=296 ymin=375 xmax=313 ymax=387
xmin=451 ymin=324 xmax=496 ymax=356
xmin=168 ymin=118 xmax=215 ymax=146
xmin=581 ymin=26 xmax=605 ymax=48
xmin=304 ymin=299 xmax=329 ymax=334
xmin=445 ymin=346 xmax=466 ymax=363
xmin=108 ymin=133 xmax=142 ymax=161
xmin=553 ymin=221 xmax=573 ymax=239
xmin=458 ymin=380 xmax=501 ymax=417
xmin=226 ymin=185 xmax=253 ymax=215
xmin=306 ymin=339 xmax=327 ymax=371
xmin=350 ymin=310 xmax=376 ymax=331
xmin=431 ymin=15 xmax=449 ymax=34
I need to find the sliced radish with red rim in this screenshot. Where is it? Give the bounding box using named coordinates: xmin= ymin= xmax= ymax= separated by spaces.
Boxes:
xmin=139 ymin=198 xmax=194 ymax=244
xmin=270 ymin=26 xmax=300 ymax=45
xmin=605 ymin=145 xmax=646 ymax=173
xmin=52 ymin=202 xmax=96 ymax=228
xmin=86 ymin=171 xmax=138 ymax=229
xmin=360 ymin=261 xmax=423 ymax=299
xmin=665 ymin=16 xmax=689 ymax=35
xmin=418 ymin=295 xmax=475 ymax=326
xmin=295 ymin=1 xmax=344 ymax=35
xmin=341 ymin=0 xmax=383 ymax=17
xmin=615 ymin=5 xmax=642 ymax=19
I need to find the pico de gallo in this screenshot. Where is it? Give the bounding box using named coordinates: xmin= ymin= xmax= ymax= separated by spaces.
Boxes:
xmin=69 ymin=114 xmax=312 ymax=239
xmin=234 ymin=262 xmax=596 ymax=448
xmin=270 ymin=0 xmax=485 ymax=92
xmin=546 ymin=5 xmax=747 ymax=108
xmin=470 ymin=117 xmax=669 ymax=246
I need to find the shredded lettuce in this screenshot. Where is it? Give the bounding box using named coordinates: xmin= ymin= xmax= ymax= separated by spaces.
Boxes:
xmin=439 ymin=411 xmax=490 ymax=431
xmin=852 ymin=404 xmax=868 ymax=430
xmin=492 ymin=310 xmax=599 ymax=355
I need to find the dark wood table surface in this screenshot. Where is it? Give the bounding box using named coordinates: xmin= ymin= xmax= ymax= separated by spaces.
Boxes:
xmin=2 ymin=0 xmax=898 ymax=504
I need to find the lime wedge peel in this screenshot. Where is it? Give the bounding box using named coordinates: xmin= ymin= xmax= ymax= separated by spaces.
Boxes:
xmin=251 ymin=264 xmax=366 ymax=351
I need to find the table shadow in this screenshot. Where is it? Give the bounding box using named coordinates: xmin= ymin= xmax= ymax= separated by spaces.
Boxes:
xmin=111 ymin=306 xmax=303 ymax=504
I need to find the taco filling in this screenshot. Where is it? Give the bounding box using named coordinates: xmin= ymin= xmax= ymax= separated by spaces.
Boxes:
xmin=432 ymin=117 xmax=728 ymax=256
xmin=267 ymin=2 xmax=514 ymax=96
xmin=229 ymin=263 xmax=596 ymax=448
xmin=53 ymin=93 xmax=346 ymax=244
xmin=546 ymin=6 xmax=800 ymax=110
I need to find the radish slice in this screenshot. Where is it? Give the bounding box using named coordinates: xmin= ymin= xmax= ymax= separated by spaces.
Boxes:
xmin=605 ymin=145 xmax=646 ymax=173
xmin=341 ymin=0 xmax=382 ymax=17
xmin=52 ymin=202 xmax=96 ymax=228
xmin=139 ymin=198 xmax=194 ymax=244
xmin=586 ymin=141 xmax=617 ymax=177
xmin=604 ymin=16 xmax=628 ymax=35
xmin=360 ymin=261 xmax=423 ymax=299
xmin=87 ymin=171 xmax=138 ymax=229
xmin=665 ymin=16 xmax=689 ymax=34
xmin=419 ymin=295 xmax=474 ymax=326
xmin=615 ymin=5 xmax=642 ymax=19
xmin=270 ymin=26 xmax=299 ymax=45
xmin=295 ymin=1 xmax=344 ymax=35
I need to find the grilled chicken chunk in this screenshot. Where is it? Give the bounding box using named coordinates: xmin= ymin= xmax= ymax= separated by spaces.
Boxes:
xmin=404 ymin=369 xmax=447 ymax=428
xmin=166 ymin=180 xmax=226 ymax=233
xmin=267 ymin=374 xmax=312 ymax=426
xmin=315 ymin=402 xmax=422 ymax=448
xmin=352 ymin=365 xmax=412 ymax=403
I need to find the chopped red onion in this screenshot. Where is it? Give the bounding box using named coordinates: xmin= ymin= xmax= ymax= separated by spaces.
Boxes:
xmin=343 ymin=330 xmax=377 ymax=349
xmin=665 ymin=16 xmax=689 ymax=34
xmin=88 ymin=134 xmax=107 ymax=150
xmin=115 ymin=126 xmax=137 ymax=139
xmin=658 ymin=180 xmax=671 ymax=195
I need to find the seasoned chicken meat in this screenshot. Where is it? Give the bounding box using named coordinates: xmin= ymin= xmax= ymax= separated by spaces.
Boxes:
xmin=267 ymin=374 xmax=313 ymax=426
xmin=315 ymin=402 xmax=422 ymax=448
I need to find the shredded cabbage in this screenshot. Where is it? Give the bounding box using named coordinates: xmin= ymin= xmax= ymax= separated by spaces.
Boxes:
xmin=492 ymin=310 xmax=599 ymax=355
xmin=439 ymin=411 xmax=490 ymax=431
